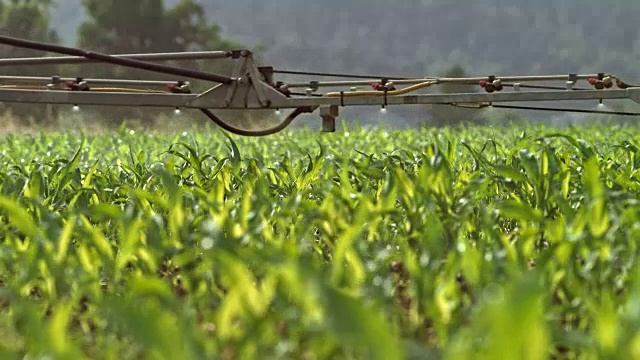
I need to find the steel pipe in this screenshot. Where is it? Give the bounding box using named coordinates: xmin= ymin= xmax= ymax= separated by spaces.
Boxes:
xmin=0 ymin=88 xmax=195 ymax=107
xmin=0 ymin=34 xmax=236 ymax=84
xmin=0 ymin=51 xmax=233 ymax=67
xmin=285 ymin=74 xmax=609 ymax=89
xmin=0 ymin=75 xmax=180 ymax=87
xmin=280 ymin=89 xmax=640 ymax=108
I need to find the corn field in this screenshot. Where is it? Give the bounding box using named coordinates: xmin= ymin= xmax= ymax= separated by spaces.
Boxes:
xmin=1 ymin=124 xmax=640 ymax=359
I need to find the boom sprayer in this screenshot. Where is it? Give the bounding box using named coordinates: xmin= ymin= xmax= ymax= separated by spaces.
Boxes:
xmin=0 ymin=35 xmax=638 ymax=136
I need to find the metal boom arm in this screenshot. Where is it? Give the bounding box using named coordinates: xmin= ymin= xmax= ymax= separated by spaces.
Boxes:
xmin=0 ymin=34 xmax=638 ymax=136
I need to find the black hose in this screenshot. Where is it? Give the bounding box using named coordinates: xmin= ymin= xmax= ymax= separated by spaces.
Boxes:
xmin=199 ymin=107 xmax=313 ymax=136
xmin=0 ymin=34 xmax=235 ymax=84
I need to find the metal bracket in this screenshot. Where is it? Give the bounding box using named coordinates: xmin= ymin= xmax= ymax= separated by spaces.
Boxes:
xmin=223 ymin=55 xmax=246 ymax=106
xmin=320 ymin=105 xmax=338 ymax=132
xmin=628 ymin=88 xmax=640 ymax=104
xmin=185 ymin=52 xmax=290 ymax=109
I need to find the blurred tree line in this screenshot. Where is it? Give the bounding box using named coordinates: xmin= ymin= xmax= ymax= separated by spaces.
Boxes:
xmin=194 ymin=0 xmax=640 ymax=79
xmin=194 ymin=0 xmax=640 ymax=126
xmin=0 ymin=0 xmax=60 ymax=124
xmin=2 ymin=0 xmax=640 ymax=127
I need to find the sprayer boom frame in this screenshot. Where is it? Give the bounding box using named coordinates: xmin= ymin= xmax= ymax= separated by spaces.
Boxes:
xmin=0 ymin=34 xmax=638 ymax=135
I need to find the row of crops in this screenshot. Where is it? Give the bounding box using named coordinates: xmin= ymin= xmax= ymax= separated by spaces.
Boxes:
xmin=1 ymin=123 xmax=640 ymax=359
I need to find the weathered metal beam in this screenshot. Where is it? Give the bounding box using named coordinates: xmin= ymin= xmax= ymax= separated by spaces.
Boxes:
xmin=0 ymin=75 xmax=181 ymax=87
xmin=0 ymin=88 xmax=635 ymax=110
xmin=0 ymin=89 xmax=195 ymax=107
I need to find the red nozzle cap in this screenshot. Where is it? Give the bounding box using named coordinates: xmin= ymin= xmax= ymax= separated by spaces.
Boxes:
xmin=479 ymin=80 xmax=487 ymax=87
xmin=587 ymin=77 xmax=597 ymax=85
xmin=371 ymin=82 xmax=379 ymax=90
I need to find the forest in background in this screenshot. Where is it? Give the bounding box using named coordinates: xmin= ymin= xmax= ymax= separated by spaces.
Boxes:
xmin=2 ymin=0 xmax=639 ymax=130
xmin=53 ymin=0 xmax=640 ymax=78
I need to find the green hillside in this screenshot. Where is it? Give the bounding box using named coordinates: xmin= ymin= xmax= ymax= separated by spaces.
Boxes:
xmin=50 ymin=0 xmax=640 ymax=78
